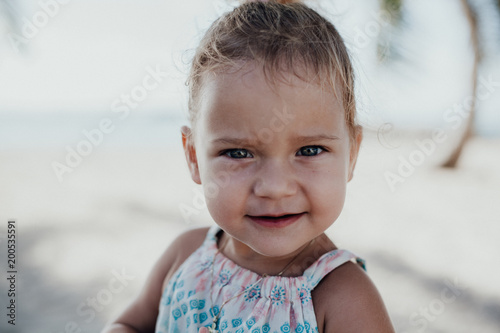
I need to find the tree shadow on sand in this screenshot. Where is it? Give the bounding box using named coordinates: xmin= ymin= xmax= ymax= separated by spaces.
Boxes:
xmin=370 ymin=251 xmax=500 ymax=333
xmin=0 ymin=224 xmax=138 ymax=333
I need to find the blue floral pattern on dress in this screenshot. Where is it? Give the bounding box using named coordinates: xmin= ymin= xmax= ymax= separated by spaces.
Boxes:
xmin=172 ymin=307 xmax=181 ymax=320
xmin=176 ymin=291 xmax=185 ymax=302
xmin=218 ymin=269 xmax=232 ymax=286
xmin=209 ymin=305 xmax=219 ymax=318
xmin=245 ymin=284 xmax=261 ymax=301
xmin=232 ymin=318 xmax=242 ymax=327
xmin=270 ymin=285 xmax=286 ymax=305
xmin=298 ymin=284 xmax=311 ymax=304
xmin=189 ymin=299 xmax=199 ymax=310
xmin=281 ymin=322 xmax=291 ymax=332
xmin=246 ymin=317 xmax=256 ymax=329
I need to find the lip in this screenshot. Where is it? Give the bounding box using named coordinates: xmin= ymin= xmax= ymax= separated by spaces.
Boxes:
xmin=247 ymin=212 xmax=305 ymax=229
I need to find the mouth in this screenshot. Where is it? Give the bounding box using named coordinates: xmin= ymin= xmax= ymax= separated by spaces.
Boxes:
xmin=246 ymin=212 xmax=306 ymax=228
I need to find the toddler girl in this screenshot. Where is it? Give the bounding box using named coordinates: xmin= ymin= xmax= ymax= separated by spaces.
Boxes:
xmin=104 ymin=0 xmax=394 ymax=332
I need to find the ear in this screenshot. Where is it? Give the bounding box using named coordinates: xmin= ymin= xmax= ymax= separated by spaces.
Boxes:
xmin=347 ymin=126 xmax=363 ymax=182
xmin=181 ymin=126 xmax=201 ymax=184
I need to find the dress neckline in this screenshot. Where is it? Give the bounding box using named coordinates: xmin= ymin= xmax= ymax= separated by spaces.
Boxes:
xmin=210 ymin=226 xmax=338 ymax=279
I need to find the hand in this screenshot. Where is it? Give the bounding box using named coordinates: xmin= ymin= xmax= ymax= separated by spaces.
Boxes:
xmin=199 ymin=327 xmax=209 ymax=333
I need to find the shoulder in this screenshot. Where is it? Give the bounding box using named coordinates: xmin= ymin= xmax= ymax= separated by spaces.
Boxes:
xmin=109 ymin=226 xmax=211 ymax=331
xmin=312 ymin=261 xmax=395 ymax=333
xmin=160 ymin=226 xmax=211 ymax=291
xmin=167 ymin=226 xmax=211 ymax=259
xmin=149 ymin=226 xmax=211 ymax=287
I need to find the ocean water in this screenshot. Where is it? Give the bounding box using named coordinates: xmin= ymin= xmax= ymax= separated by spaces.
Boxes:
xmin=0 ymin=111 xmax=188 ymax=150
xmin=0 ymin=110 xmax=498 ymax=150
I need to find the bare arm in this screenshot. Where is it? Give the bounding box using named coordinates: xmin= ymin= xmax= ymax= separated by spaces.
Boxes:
xmin=315 ymin=262 xmax=395 ymax=333
xmin=101 ymin=227 xmax=210 ymax=333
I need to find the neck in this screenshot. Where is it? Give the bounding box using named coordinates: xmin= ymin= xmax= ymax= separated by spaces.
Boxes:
xmin=218 ymin=231 xmax=333 ymax=277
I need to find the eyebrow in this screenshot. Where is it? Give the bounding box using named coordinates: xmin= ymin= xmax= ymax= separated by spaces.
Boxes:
xmin=210 ymin=137 xmax=256 ymax=146
xmin=293 ymin=134 xmax=340 ymax=143
xmin=211 ymin=134 xmax=340 ymax=146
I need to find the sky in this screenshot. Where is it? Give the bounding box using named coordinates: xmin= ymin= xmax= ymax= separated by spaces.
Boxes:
xmin=0 ymin=0 xmax=498 ymax=134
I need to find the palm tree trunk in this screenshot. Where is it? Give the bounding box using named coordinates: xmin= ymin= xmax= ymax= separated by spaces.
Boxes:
xmin=441 ymin=0 xmax=479 ymax=168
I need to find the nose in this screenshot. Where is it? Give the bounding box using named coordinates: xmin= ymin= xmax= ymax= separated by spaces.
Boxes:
xmin=253 ymin=158 xmax=297 ymax=199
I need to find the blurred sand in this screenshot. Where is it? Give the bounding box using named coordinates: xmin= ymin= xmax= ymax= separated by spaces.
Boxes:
xmin=0 ymin=131 xmax=499 ymax=332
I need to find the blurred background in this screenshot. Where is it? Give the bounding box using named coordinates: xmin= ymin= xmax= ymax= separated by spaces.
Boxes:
xmin=0 ymin=0 xmax=499 ymax=332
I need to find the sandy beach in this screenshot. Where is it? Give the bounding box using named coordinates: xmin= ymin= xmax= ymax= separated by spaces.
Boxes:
xmin=0 ymin=130 xmax=499 ymax=332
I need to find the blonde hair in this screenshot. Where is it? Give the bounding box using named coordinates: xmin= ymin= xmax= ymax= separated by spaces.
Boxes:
xmin=188 ymin=0 xmax=358 ymax=140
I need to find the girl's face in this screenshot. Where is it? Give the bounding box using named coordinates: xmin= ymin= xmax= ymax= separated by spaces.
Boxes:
xmin=183 ymin=64 xmax=361 ymax=259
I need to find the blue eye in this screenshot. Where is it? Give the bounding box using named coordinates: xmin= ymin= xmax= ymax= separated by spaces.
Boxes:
xmin=297 ymin=146 xmax=323 ymax=156
xmin=224 ymin=149 xmax=253 ymax=159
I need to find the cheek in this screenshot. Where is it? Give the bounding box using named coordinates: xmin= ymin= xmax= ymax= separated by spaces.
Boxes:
xmin=202 ymin=162 xmax=250 ymax=221
xmin=302 ymin=164 xmax=348 ymax=216
xmin=204 ymin=184 xmax=246 ymax=228
xmin=314 ymin=174 xmax=346 ymax=201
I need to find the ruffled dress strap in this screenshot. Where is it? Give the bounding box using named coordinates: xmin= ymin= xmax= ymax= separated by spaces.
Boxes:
xmin=302 ymin=249 xmax=366 ymax=290
xmin=205 ymin=224 xmax=221 ymax=244
xmin=191 ymin=225 xmax=222 ymax=271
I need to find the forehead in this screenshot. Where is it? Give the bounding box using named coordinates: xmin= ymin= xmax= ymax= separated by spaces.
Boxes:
xmin=196 ymin=65 xmax=347 ymax=142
